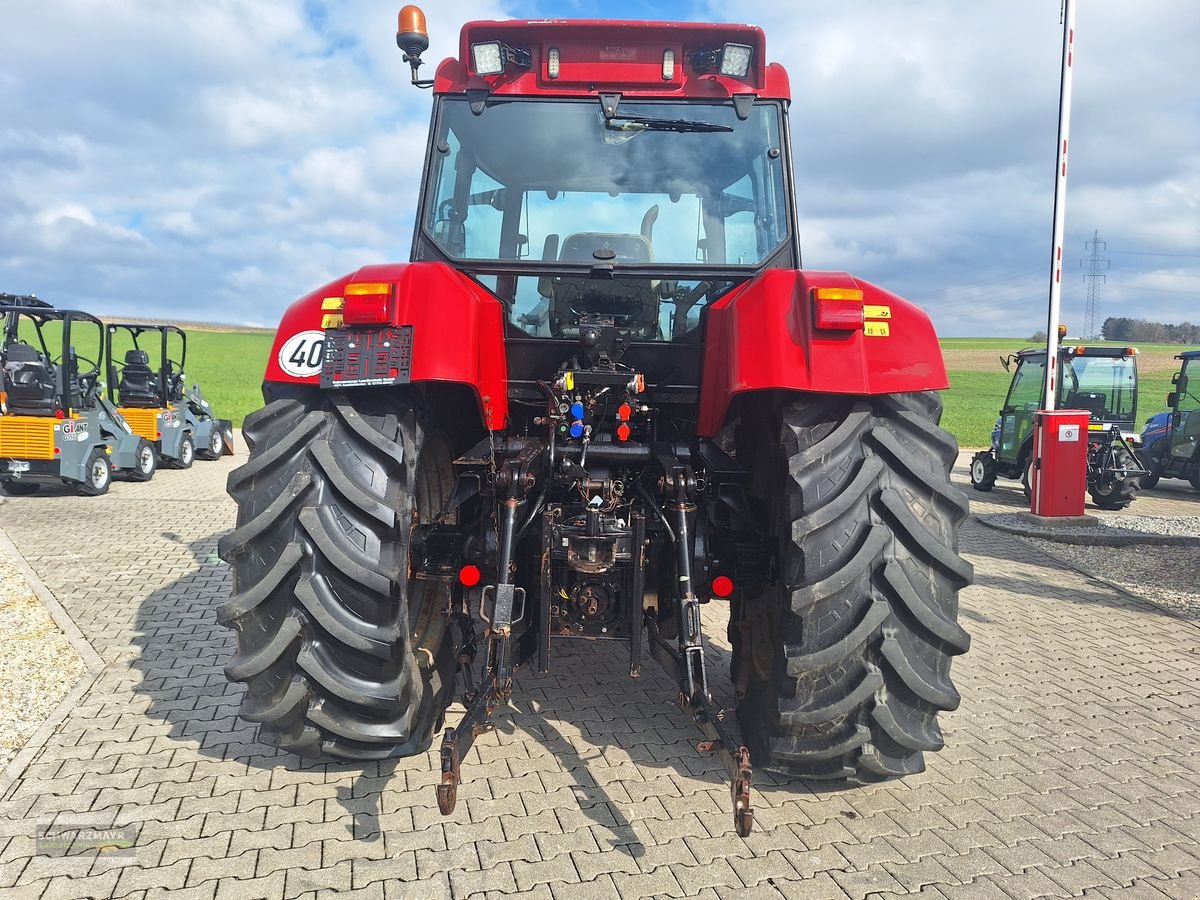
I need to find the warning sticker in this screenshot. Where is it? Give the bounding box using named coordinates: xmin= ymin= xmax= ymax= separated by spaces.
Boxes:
xmin=1058 ymin=424 xmax=1080 ymax=442
xmin=278 ymin=330 xmax=326 ymax=378
xmin=864 ymin=305 xmax=892 ymax=319
xmin=864 ymin=321 xmax=890 ymax=337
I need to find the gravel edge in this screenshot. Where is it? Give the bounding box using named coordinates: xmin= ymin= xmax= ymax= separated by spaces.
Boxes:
xmin=0 ymin=527 xmax=106 ymax=796
xmin=0 ymin=529 xmax=105 ymax=674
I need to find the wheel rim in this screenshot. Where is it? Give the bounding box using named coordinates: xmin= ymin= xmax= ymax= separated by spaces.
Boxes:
xmin=92 ymin=458 xmax=108 ymax=488
xmin=211 ymin=431 xmax=222 ymax=454
xmin=140 ymin=446 xmax=154 ymax=473
xmin=183 ymin=440 xmax=193 ymax=464
xmin=971 ymin=459 xmax=985 ymax=481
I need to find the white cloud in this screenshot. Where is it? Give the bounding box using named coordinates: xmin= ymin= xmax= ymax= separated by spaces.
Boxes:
xmin=0 ymin=0 xmax=1196 ymax=339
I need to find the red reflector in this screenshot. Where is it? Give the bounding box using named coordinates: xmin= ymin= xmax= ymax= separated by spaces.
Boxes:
xmin=458 ymin=565 xmax=482 ymax=587
xmin=814 ymin=298 xmax=864 ymax=330
xmin=616 ymin=423 xmax=631 ymax=442
xmin=54 ymin=448 xmax=61 ymax=455
xmin=156 ymin=432 xmax=162 ymax=438
xmin=343 ymin=293 xmax=394 ymax=325
xmin=54 ymin=409 xmax=65 ymax=419
xmin=711 ymin=575 xmax=734 ymax=598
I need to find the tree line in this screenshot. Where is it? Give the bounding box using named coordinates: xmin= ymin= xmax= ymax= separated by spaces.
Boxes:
xmin=1100 ymin=317 xmax=1200 ymax=344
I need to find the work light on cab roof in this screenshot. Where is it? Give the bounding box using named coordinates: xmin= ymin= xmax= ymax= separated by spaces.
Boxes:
xmin=393 ymin=6 xmax=768 ymax=95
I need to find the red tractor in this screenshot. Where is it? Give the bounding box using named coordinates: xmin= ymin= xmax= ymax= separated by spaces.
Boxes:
xmin=218 ymin=10 xmax=972 ymax=835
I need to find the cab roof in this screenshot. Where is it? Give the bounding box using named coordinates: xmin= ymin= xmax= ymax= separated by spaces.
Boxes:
xmin=434 ymin=19 xmax=790 ymax=101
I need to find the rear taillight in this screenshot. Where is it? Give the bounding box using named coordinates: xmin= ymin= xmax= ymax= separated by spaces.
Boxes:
xmin=342 ymin=282 xmax=394 ymax=325
xmin=813 ymin=287 xmax=864 ymax=330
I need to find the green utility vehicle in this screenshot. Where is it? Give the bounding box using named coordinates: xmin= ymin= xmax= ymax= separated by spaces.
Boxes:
xmin=970 ymin=344 xmax=1145 ymax=510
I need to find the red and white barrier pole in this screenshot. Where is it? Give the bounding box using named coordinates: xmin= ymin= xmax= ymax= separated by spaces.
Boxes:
xmin=1042 ymin=0 xmax=1076 ymax=410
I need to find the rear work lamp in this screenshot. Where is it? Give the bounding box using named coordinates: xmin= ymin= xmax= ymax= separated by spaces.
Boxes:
xmin=471 ymin=40 xmax=532 ymax=76
xmin=719 ymin=43 xmax=753 ymax=77
xmin=690 ymin=42 xmax=754 ymax=78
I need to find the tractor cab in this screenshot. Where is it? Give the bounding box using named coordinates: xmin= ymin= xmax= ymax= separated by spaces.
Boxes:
xmin=1140 ymin=350 xmax=1200 ymax=490
xmin=105 ymin=324 xmax=234 ymax=466
xmin=1 ymin=305 xmax=155 ymax=494
xmin=973 ymin=344 xmax=1143 ymax=509
xmin=994 ymin=345 xmax=1138 ymax=468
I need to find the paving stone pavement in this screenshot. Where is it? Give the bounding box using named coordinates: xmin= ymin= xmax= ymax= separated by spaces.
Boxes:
xmin=0 ymin=446 xmax=1198 ymax=899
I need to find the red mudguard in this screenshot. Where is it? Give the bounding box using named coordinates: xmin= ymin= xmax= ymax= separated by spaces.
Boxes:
xmin=696 ymin=270 xmax=948 ymax=437
xmin=264 ymin=262 xmax=509 ymax=429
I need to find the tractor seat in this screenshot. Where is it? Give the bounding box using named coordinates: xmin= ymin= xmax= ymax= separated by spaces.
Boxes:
xmin=3 ymin=342 xmax=58 ymax=415
xmin=1064 ymin=391 xmax=1108 ymax=420
xmin=118 ymin=349 xmax=159 ymax=407
xmin=558 ymin=232 xmax=652 ymax=264
xmin=547 ymin=233 xmax=660 ymax=340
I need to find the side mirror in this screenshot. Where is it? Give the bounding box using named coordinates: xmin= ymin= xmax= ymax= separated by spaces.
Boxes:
xmin=1172 ymin=372 xmax=1181 ymax=384
xmin=1167 ymin=392 xmax=1178 ymax=408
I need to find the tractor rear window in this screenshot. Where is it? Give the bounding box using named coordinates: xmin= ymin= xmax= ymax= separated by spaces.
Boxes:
xmin=421 ymin=97 xmax=789 ymax=341
xmin=423 ymin=98 xmax=789 ymax=270
xmin=1063 ymin=355 xmax=1136 ymax=421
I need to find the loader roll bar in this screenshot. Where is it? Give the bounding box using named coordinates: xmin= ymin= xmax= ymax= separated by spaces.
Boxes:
xmin=104 ymin=323 xmax=188 ymax=408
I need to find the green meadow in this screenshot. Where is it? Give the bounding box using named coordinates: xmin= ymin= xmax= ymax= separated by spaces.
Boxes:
xmin=8 ymin=317 xmax=1189 ymax=444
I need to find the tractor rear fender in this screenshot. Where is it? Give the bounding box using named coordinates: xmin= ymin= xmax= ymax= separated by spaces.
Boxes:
xmin=697 ymin=270 xmax=948 ymax=436
xmin=264 ymin=262 xmax=509 ymax=430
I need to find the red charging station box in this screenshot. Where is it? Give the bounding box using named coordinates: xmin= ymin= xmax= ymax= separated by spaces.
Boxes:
xmin=1030 ymin=409 xmax=1090 ymax=517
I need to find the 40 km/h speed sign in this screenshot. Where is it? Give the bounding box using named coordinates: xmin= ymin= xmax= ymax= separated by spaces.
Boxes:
xmin=277 ymin=330 xmax=325 ymax=378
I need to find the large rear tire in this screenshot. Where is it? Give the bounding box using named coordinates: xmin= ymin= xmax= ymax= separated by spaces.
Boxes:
xmin=735 ymin=392 xmax=972 ymax=779
xmin=217 ymin=390 xmax=456 ymax=759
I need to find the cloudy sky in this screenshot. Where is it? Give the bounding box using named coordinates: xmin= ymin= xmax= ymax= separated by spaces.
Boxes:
xmin=2 ymin=0 xmax=1197 ymax=336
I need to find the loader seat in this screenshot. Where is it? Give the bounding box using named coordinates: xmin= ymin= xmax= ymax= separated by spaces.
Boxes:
xmin=118 ymin=350 xmax=159 ymax=407
xmin=2 ymin=342 xmax=57 ymax=415
xmin=546 ymin=233 xmax=660 ymax=340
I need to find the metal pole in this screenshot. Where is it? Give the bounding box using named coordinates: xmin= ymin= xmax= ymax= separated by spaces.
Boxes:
xmin=1043 ymin=0 xmax=1076 ymax=411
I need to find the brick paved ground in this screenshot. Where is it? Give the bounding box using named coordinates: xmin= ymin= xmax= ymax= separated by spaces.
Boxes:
xmin=1 ymin=449 xmax=1198 ymax=899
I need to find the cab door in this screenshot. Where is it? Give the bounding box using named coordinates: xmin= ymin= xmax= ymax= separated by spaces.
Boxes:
xmin=998 ymin=354 xmax=1045 ymax=465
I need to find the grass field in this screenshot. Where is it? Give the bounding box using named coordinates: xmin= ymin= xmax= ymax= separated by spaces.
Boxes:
xmin=127 ymin=330 xmax=1195 ymax=447
xmin=9 ymin=318 xmax=1189 ymax=446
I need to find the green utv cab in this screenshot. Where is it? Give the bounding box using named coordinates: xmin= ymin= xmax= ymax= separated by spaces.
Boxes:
xmin=1 ymin=303 xmax=156 ymax=495
xmin=105 ymin=323 xmax=234 ymax=465
xmin=1139 ymin=350 xmax=1200 ymax=490
xmin=969 ymin=344 xmax=1145 ymax=510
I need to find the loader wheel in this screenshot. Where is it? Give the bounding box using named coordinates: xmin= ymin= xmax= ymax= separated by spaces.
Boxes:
xmin=198 ymin=428 xmax=224 ymax=461
xmin=1089 ymin=445 xmax=1139 ymax=510
xmin=173 ymin=434 xmax=195 ymax=469
xmin=127 ymin=439 xmax=158 ymax=482
xmin=734 ymin=392 xmax=972 ymax=780
xmin=79 ymin=447 xmax=112 ymax=496
xmin=968 ymin=451 xmax=996 ymax=491
xmin=0 ymin=479 xmax=40 ymax=496
xmin=217 ymin=390 xmax=456 ymax=760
